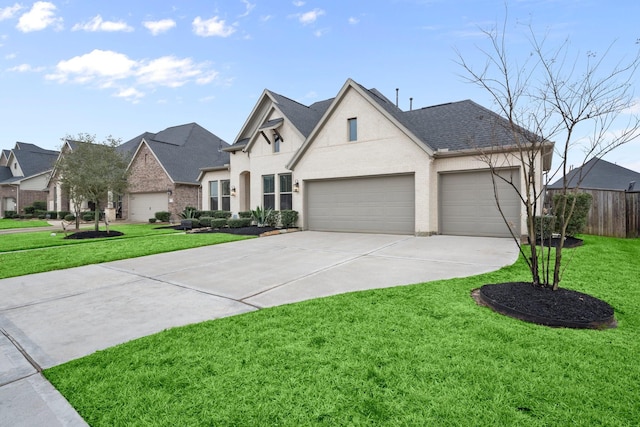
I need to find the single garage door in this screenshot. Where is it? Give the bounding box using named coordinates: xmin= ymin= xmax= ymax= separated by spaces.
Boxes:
xmin=129 ymin=192 xmax=168 ymax=222
xmin=306 ymin=175 xmax=415 ymax=234
xmin=440 ymin=169 xmax=520 ymax=237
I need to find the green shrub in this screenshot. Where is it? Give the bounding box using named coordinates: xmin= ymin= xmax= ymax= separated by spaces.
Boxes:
xmin=45 ymin=211 xmax=58 ymax=220
xmin=214 ymin=210 xmax=232 ymax=219
xmin=238 ymin=211 xmax=253 ymax=219
xmin=32 ymin=201 xmax=46 ymax=211
xmin=3 ymin=210 xmax=17 ymax=219
xmin=534 ymin=215 xmax=556 ymax=240
xmin=38 ymin=214 xmax=46 ymax=220
xmin=23 ymin=214 xmax=33 ymax=219
xmin=24 ymin=206 xmax=35 ymax=215
xmin=64 ymin=214 xmax=75 ymax=221
xmin=180 ymin=207 xmax=198 ymax=220
xmin=280 ymin=210 xmax=299 ymax=228
xmin=228 ymin=218 xmax=252 ymax=228
xmin=196 ymin=210 xmax=215 ymax=218
xmin=34 ymin=209 xmax=47 ymax=218
xmin=198 ymin=216 xmax=213 ymax=227
xmin=155 ymin=211 xmax=171 ymax=222
xmin=190 ymin=218 xmax=201 ymax=228
xmin=553 ymin=193 xmax=593 ymax=236
xmin=210 ymin=218 xmax=227 ymax=228
xmin=58 ymin=211 xmax=70 ymax=219
xmin=82 ymin=212 xmax=94 ymax=222
xmin=149 ymin=218 xmax=157 ymax=223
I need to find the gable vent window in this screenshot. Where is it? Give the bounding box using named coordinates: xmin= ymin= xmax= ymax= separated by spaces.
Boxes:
xmin=348 ymin=117 xmax=357 ymax=141
xmin=273 ymin=132 xmax=281 ymax=153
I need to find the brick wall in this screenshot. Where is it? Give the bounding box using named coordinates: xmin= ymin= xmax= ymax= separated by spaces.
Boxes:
xmin=19 ymin=189 xmax=48 ymax=212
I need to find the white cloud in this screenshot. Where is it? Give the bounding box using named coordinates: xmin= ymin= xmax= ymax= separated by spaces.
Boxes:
xmin=115 ymin=87 xmax=144 ymax=103
xmin=314 ymin=28 xmax=329 ymax=37
xmin=260 ymin=15 xmax=273 ymax=22
xmin=46 ymin=50 xmax=136 ymax=84
xmin=239 ymin=0 xmax=255 ymax=18
xmin=7 ymin=63 xmax=44 ymax=72
xmin=348 ymin=17 xmax=359 ymax=25
xmin=17 ymin=1 xmax=62 ymax=32
xmin=0 ymin=3 xmax=22 ymax=21
xmin=192 ymin=16 xmax=235 ymax=37
xmin=72 ymin=15 xmax=133 ymax=32
xmin=293 ymin=1 xmax=305 ymax=6
xmin=45 ymin=49 xmax=220 ymax=101
xmin=143 ymin=19 xmax=176 ymax=35
xmin=298 ymin=8 xmax=325 ymax=25
xmin=137 ymin=56 xmax=214 ymax=88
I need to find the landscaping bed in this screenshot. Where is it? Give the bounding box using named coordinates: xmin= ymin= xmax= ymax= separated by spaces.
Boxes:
xmin=474 ymin=282 xmax=615 ymax=329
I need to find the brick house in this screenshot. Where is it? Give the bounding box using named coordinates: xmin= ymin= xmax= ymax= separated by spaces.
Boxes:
xmin=122 ymin=123 xmax=230 ymax=222
xmin=1 ymin=142 xmax=58 ymax=217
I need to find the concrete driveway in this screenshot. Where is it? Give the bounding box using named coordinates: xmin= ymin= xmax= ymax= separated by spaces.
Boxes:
xmin=0 ymin=231 xmax=518 ymax=426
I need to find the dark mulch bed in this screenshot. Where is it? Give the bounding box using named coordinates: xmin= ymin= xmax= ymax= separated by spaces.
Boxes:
xmin=534 ymin=236 xmax=583 ymax=248
xmin=64 ymin=230 xmax=124 ymax=239
xmin=474 ymin=282 xmax=616 ymax=329
xmin=156 ymin=225 xmax=278 ymax=236
xmin=193 ymin=226 xmax=277 ymax=236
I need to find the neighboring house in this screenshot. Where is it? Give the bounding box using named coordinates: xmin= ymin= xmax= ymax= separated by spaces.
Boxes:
xmin=123 ymin=123 xmax=230 ymax=222
xmin=47 ymin=123 xmax=230 ymax=222
xmin=0 ymin=142 xmax=59 ymax=217
xmin=200 ymin=78 xmax=553 ymax=237
xmin=546 ymin=157 xmax=640 ymax=238
xmin=548 ymin=157 xmax=640 ymax=191
xmin=46 ymin=138 xmax=140 ymax=217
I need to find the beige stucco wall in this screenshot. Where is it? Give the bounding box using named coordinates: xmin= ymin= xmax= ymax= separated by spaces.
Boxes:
xmin=20 ymin=173 xmax=49 ymax=191
xmin=200 ymin=169 xmax=231 ymax=211
xmin=292 ymin=86 xmax=433 ymax=233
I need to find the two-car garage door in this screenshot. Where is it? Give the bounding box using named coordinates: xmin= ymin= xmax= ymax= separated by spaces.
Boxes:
xmin=306 ymin=175 xmax=415 ymax=235
xmin=439 ymin=169 xmax=520 ymax=238
xmin=129 ymin=192 xmax=168 ymax=223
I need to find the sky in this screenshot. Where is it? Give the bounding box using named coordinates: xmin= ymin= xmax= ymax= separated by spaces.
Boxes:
xmin=1 ymin=0 xmax=639 ymax=172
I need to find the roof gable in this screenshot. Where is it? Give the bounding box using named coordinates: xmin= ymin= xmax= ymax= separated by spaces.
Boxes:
xmin=3 ymin=142 xmax=58 ymax=179
xmin=548 ymin=157 xmax=640 ymax=190
xmin=131 ymin=123 xmax=230 ymax=184
xmin=288 ymin=78 xmax=433 ymax=169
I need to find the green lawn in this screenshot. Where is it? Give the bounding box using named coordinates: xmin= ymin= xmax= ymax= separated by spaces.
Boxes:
xmin=0 ymin=224 xmax=251 ymax=279
xmin=0 ymin=218 xmax=51 ymax=229
xmin=44 ymin=235 xmax=640 ymax=426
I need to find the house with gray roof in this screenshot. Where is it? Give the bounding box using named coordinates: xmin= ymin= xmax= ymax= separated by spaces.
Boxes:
xmin=123 ymin=123 xmax=230 ymax=221
xmin=548 ymin=157 xmax=640 ymax=191
xmin=200 ymin=78 xmax=552 ymax=237
xmin=47 ymin=123 xmax=230 ymax=222
xmin=1 ymin=142 xmax=59 ymax=217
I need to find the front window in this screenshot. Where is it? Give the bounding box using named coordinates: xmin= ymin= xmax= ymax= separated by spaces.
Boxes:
xmin=263 ymin=175 xmax=275 ymax=210
xmin=348 ymin=117 xmax=357 ymax=141
xmin=209 ymin=180 xmax=218 ymax=210
xmin=280 ymin=174 xmax=292 ymax=210
xmin=221 ymin=180 xmax=231 ymax=211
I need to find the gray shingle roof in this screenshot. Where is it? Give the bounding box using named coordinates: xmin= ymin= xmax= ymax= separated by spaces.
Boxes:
xmin=4 ymin=142 xmax=58 ymax=179
xmin=140 ymin=123 xmax=230 ymax=184
xmin=268 ymin=91 xmax=333 ymax=137
xmin=0 ymin=166 xmax=12 ymax=181
xmin=548 ymin=157 xmax=640 ymax=190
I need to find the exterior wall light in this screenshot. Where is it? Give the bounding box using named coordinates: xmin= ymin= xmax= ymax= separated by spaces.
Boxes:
xmin=293 ymin=180 xmax=300 ymax=192
xmin=231 ymin=186 xmax=237 ymax=196
xmin=167 ymin=189 xmax=172 ymax=196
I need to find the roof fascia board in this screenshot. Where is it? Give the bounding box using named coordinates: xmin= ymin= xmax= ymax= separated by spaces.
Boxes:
xmin=232 ymin=89 xmax=274 ymax=146
xmin=196 ymin=164 xmax=230 ymax=181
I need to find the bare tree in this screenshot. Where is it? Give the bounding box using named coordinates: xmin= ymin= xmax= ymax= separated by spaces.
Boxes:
xmin=457 ymin=19 xmax=640 ymax=289
xmin=56 ymin=134 xmax=129 ymax=232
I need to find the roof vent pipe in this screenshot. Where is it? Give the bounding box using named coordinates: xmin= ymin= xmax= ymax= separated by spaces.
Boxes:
xmin=396 ymin=88 xmax=399 ymax=107
xmin=410 ymin=97 xmax=413 ymax=111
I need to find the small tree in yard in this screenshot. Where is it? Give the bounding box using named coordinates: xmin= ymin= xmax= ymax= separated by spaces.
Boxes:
xmin=56 ymin=134 xmax=129 ymax=232
xmin=457 ymin=20 xmax=640 ymax=290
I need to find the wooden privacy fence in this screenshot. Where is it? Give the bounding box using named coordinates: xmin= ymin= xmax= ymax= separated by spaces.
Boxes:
xmin=547 ymin=189 xmax=640 ymax=238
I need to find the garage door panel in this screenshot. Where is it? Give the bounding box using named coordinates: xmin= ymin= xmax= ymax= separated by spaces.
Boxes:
xmin=307 ymin=175 xmax=414 ymax=235
xmin=129 ymin=192 xmax=168 ymax=222
xmin=440 ymin=170 xmax=520 ymax=238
